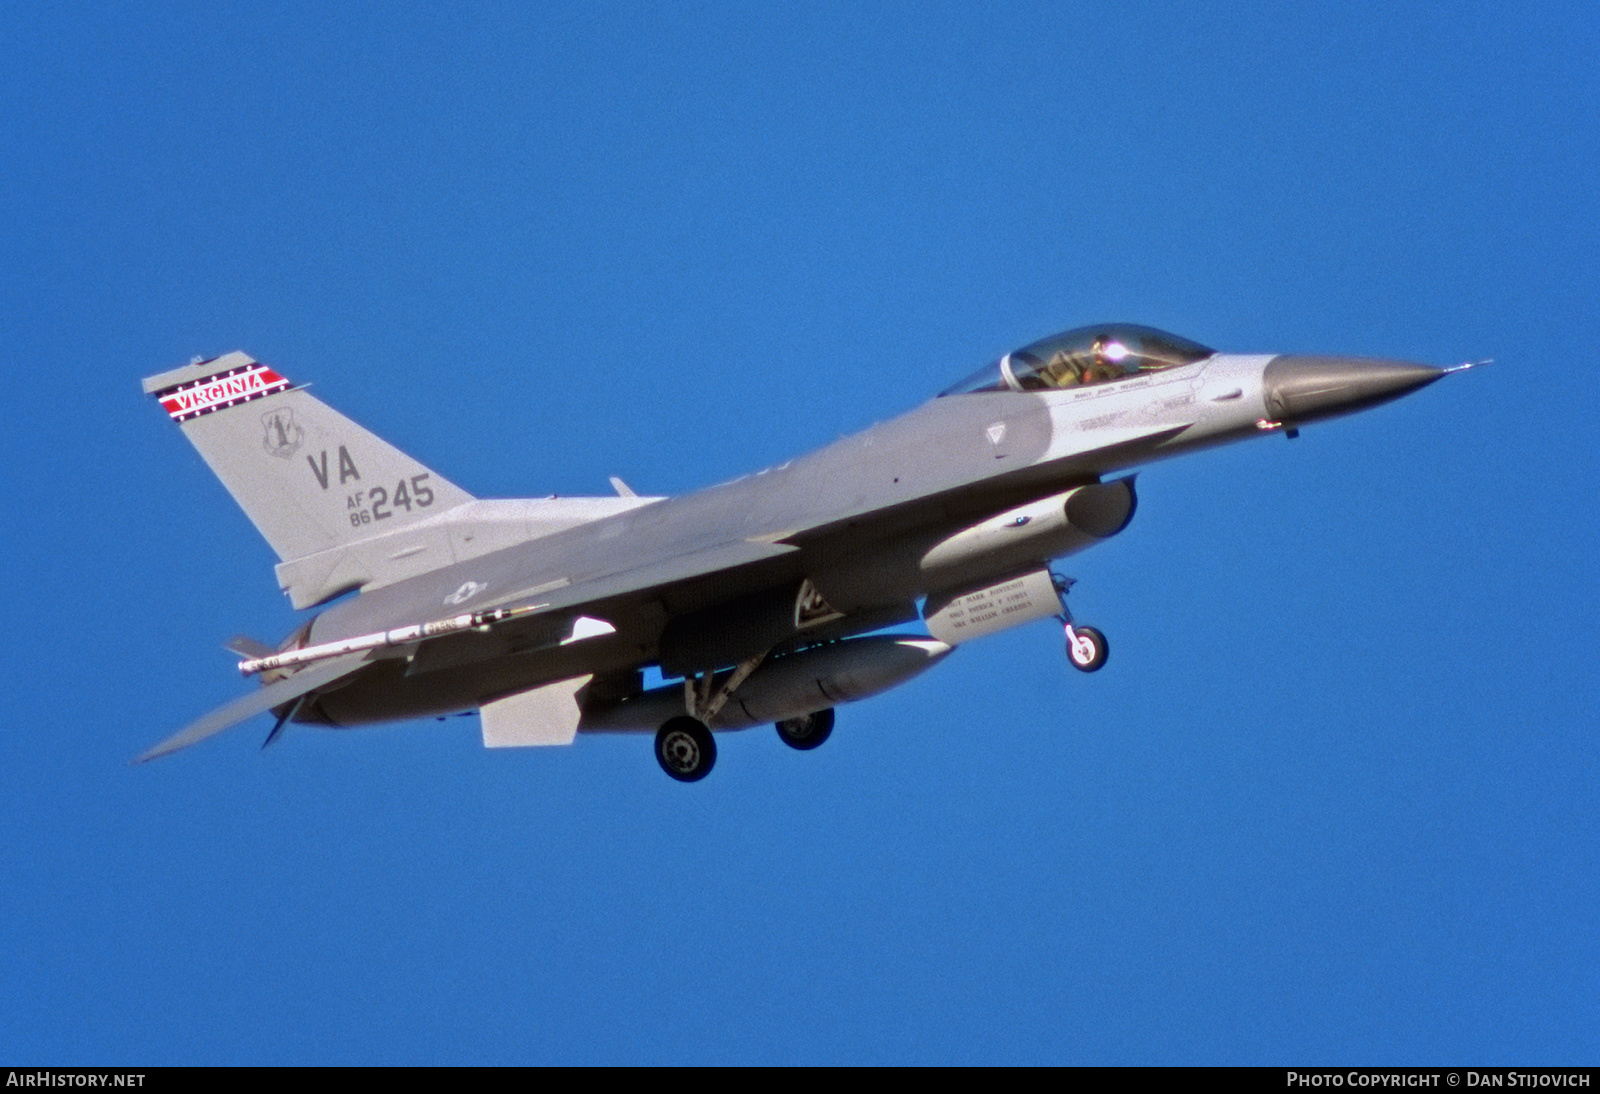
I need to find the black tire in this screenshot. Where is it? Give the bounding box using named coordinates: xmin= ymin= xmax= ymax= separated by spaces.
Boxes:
xmin=655 ymin=716 xmax=716 ymax=782
xmin=1066 ymin=626 xmax=1108 ymax=672
xmin=775 ymin=708 xmax=835 ymax=751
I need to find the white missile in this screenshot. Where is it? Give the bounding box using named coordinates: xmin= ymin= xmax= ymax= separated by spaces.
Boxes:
xmin=581 ymin=633 xmax=954 ymax=732
xmin=236 ymin=605 xmax=606 ymax=676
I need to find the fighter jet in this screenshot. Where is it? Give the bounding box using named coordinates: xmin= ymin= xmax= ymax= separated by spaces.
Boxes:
xmin=136 ymin=324 xmax=1467 ymax=780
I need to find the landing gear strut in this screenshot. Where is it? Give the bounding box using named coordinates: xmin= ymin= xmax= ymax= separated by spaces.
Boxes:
xmin=654 ymin=651 xmax=770 ymax=781
xmin=1052 ymin=572 xmax=1108 ymax=673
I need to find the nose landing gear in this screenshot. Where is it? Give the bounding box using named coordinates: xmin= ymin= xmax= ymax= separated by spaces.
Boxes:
xmin=1052 ymin=572 xmax=1108 ymax=673
xmin=1065 ymin=624 xmax=1108 ymax=672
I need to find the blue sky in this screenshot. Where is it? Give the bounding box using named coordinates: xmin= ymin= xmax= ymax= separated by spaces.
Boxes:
xmin=2 ymin=0 xmax=1596 ymax=1064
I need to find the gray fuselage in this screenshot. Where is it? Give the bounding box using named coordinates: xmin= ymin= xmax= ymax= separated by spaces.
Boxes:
xmin=297 ymin=351 xmax=1284 ymax=727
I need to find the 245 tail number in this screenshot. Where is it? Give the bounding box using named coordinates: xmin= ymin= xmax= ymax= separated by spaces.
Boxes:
xmin=349 ymin=475 xmax=434 ymax=526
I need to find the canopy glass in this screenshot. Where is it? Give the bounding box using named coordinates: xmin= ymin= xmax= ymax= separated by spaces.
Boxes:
xmin=941 ymin=324 xmax=1215 ymax=396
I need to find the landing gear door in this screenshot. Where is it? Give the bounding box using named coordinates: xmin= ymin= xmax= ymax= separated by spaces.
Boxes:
xmin=923 ymin=568 xmax=1059 ymax=646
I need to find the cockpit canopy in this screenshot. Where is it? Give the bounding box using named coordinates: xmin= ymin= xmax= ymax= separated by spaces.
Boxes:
xmin=940 ymin=324 xmax=1215 ymax=396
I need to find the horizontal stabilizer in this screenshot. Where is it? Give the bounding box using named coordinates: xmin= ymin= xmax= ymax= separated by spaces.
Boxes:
xmin=273 ymin=495 xmax=664 ymax=609
xmin=133 ymin=651 xmax=370 ymax=764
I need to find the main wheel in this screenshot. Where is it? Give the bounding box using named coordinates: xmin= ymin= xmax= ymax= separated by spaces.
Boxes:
xmin=775 ymin=708 xmax=835 ymax=751
xmin=655 ymin=716 xmax=716 ymax=781
xmin=1066 ymin=626 xmax=1108 ymax=672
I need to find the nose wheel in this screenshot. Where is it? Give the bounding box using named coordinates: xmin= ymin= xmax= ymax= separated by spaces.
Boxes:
xmin=1065 ymin=625 xmax=1107 ymax=672
xmin=1052 ymin=572 xmax=1109 ymax=673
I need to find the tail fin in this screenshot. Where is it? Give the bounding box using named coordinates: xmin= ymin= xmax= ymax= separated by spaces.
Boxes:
xmin=144 ymin=352 xmax=474 ymax=565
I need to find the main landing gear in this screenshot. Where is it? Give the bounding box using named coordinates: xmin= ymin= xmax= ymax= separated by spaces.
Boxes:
xmin=654 ymin=651 xmax=769 ymax=782
xmin=1052 ymin=572 xmax=1108 ymax=673
xmin=653 ymin=650 xmax=842 ymax=780
xmin=655 ymin=716 xmax=716 ymax=782
xmin=775 ymin=708 xmax=834 ymax=750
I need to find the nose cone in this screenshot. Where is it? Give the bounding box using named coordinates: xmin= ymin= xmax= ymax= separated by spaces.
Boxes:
xmin=1263 ymin=355 xmax=1444 ymax=425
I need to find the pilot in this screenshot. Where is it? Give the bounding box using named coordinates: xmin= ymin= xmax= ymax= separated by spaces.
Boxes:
xmin=1080 ymin=335 xmax=1126 ymax=383
xmin=1038 ymin=349 xmax=1084 ymax=388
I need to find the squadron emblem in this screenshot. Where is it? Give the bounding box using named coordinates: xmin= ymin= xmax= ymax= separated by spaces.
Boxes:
xmin=262 ymin=408 xmax=304 ymax=458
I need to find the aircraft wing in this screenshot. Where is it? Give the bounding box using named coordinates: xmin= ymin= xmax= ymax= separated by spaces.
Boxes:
xmin=133 ymin=650 xmax=372 ymax=763
xmin=313 ymin=528 xmax=804 ymax=647
xmin=177 ymin=405 xmax=1188 ymax=743
xmin=307 ymin=403 xmax=1190 ymax=655
xmin=490 ymin=539 xmax=801 ymax=617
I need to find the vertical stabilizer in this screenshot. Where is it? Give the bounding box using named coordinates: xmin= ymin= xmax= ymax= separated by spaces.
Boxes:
xmin=143 ymin=353 xmax=474 ymax=564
